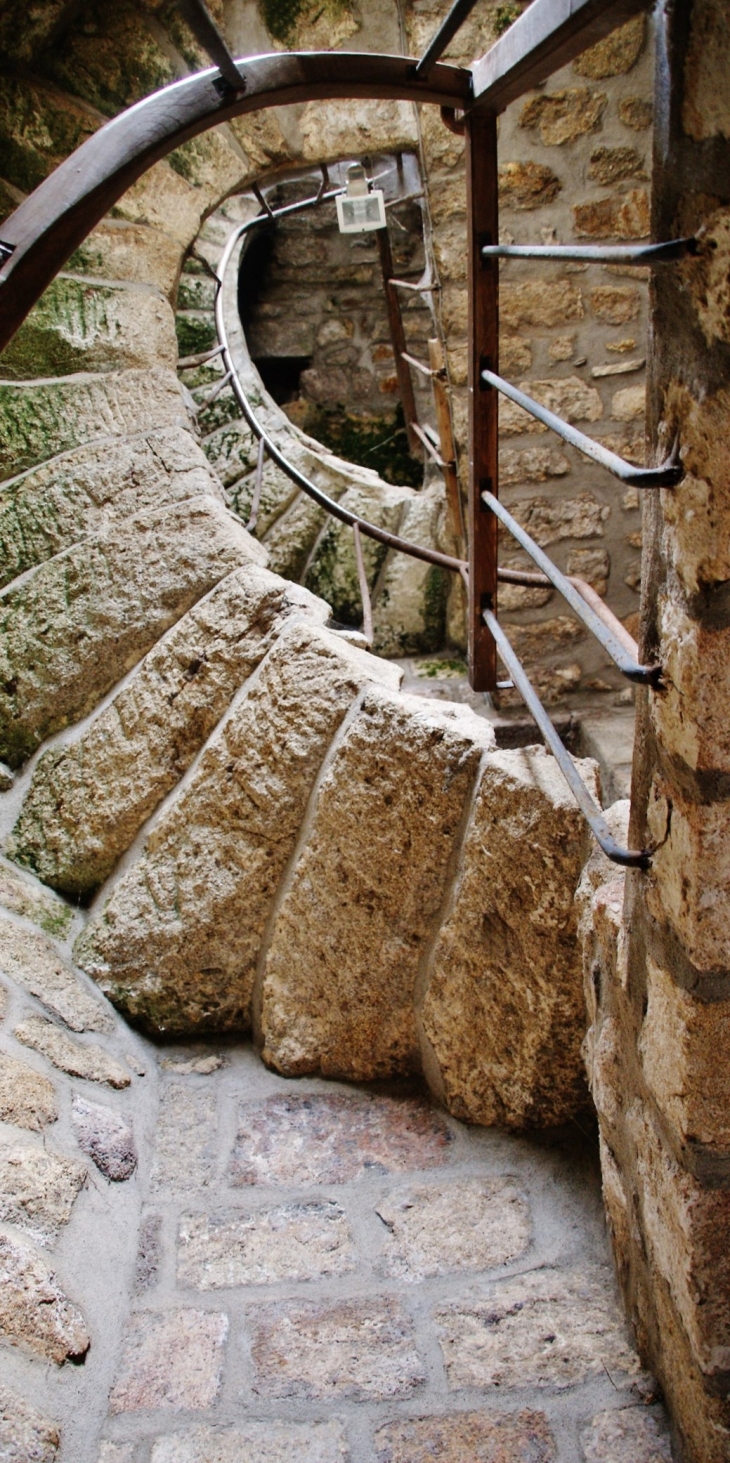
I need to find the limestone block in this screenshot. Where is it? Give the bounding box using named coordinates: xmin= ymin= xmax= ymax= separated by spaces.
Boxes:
xmin=0 ymin=1229 xmax=89 ymax=1363
xmin=259 ymin=689 xmax=493 ymax=1081
xmin=652 ymin=598 xmax=730 ymax=772
xmin=590 ymin=285 xmax=641 ymax=323
xmin=257 ymin=489 xmax=329 ymax=583
xmin=374 ymin=1411 xmax=556 ymax=1463
xmin=371 ymin=487 xmax=449 ymax=656
xmin=612 ymin=385 xmax=645 ymax=421
xmin=500 ymin=337 xmax=534 ymax=375
xmin=0 ymin=74 xmax=98 ymax=194
xmin=0 ymin=426 xmax=224 ymax=590
xmin=0 ymin=367 xmax=192 ymax=479
xmin=0 ymin=859 xmax=71 ymax=937
xmin=588 ymin=146 xmax=647 ymax=185
xmin=10 ymin=566 xmax=329 ymax=895
xmin=68 ymin=219 xmax=182 ymax=297
xmin=202 ymin=418 xmax=261 ymax=488
xmin=375 ymin=1177 xmax=530 ymax=1281
xmin=150 ymin=1422 xmax=349 ymax=1463
xmin=0 ymin=1140 xmax=87 ymax=1243
xmin=567 ymin=547 xmax=610 ymax=594
xmin=523 ymin=376 xmax=603 ymax=423
xmin=435 ymin=1268 xmax=639 ymax=1389
xmin=304 ymin=484 xmax=410 ymax=626
xmin=109 ymin=1309 xmax=228 ymax=1412
xmin=0 ymin=496 xmax=261 ymax=766
xmin=419 ymin=745 xmax=596 ymax=1128
xmin=0 ymin=915 xmax=112 ymax=1031
xmin=14 ymin=1016 xmax=132 ymax=1089
xmin=581 ymin=1407 xmax=673 ymax=1462
xmin=499 ymin=447 xmax=570 ymax=486
xmin=299 ymin=99 xmax=418 ymax=161
xmin=0 ymin=1384 xmax=59 ymax=1463
xmin=647 ymin=780 xmax=730 ymax=973
xmin=177 ymin=1201 xmax=355 ymax=1288
xmin=151 ymin=1084 xmax=217 ymax=1194
xmin=510 ymin=492 xmax=609 ymax=545
xmin=499 ymin=396 xmax=549 ymax=437
xmin=619 ymin=97 xmax=653 ymax=131
xmin=520 ymin=88 xmax=608 ymax=145
xmin=661 ymin=384 xmax=730 ymax=592
xmin=573 ymin=15 xmax=646 ymax=77
xmin=228 ymin=1092 xmax=452 ymax=1186
xmin=640 ymin=959 xmax=730 ymax=1149
xmin=113 ymin=161 xmax=210 ymax=252
xmin=498 ymin=162 xmax=561 ymax=210
xmin=501 ymin=280 xmax=584 ymax=331
xmin=682 ymin=207 xmax=730 ymax=347
xmin=0 ymin=277 xmax=178 ymax=381
xmin=249 ymin=1296 xmax=425 ymax=1400
xmin=683 ymin=0 xmax=730 ymax=142
xmin=76 ymin=622 xmax=401 ymax=1036
xmin=0 ymin=1051 xmax=57 ymax=1130
xmin=72 ymin=1096 xmax=137 ymax=1181
xmin=573 ymin=189 xmax=650 ymax=239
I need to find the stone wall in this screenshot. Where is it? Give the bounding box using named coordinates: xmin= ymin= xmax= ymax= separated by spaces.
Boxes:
xmin=579 ymin=3 xmax=730 ymax=1459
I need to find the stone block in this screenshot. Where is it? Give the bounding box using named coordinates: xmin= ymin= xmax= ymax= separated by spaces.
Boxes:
xmin=150 ymin=1420 xmax=349 ymax=1463
xmin=109 ymin=1309 xmax=228 ymax=1412
xmin=0 ymin=1140 xmax=86 ymax=1242
xmin=660 ymin=383 xmax=730 ymax=593
xmin=177 ymin=1201 xmax=355 ymax=1288
xmin=373 ymin=1410 xmax=556 ymax=1463
xmin=259 ymin=689 xmax=492 ymax=1080
xmin=619 ymin=97 xmax=653 ymax=130
xmin=647 ymin=781 xmax=730 ymax=973
xmin=228 ymin=1092 xmax=452 ymax=1187
xmin=249 ymin=1296 xmax=425 ymax=1400
xmin=652 ymin=599 xmax=730 ymax=772
xmin=612 ymin=385 xmax=645 ymax=421
xmin=581 ymin=1406 xmax=673 ymax=1462
xmin=0 ymin=276 xmax=177 ymax=381
xmin=0 ymin=1384 xmax=59 ymax=1463
xmin=0 ymin=860 xmax=71 ymax=938
xmin=0 ymin=496 xmax=261 ymax=767
xmin=299 ymin=98 xmax=418 ymax=160
xmin=14 ymin=1016 xmax=132 ymax=1089
xmin=683 ymin=0 xmax=730 ymax=142
xmin=10 ymin=566 xmax=329 ymax=895
xmin=567 ymin=547 xmax=610 ymax=594
xmin=304 ymin=484 xmax=409 ymax=627
xmin=0 ymin=1229 xmax=89 ymax=1363
xmin=498 ymin=162 xmax=561 ymax=210
xmin=682 ymin=206 xmax=730 ymax=348
xmin=573 ymin=15 xmax=646 ymax=77
xmin=151 ymin=1084 xmax=217 ymax=1194
xmin=135 ymin=1213 xmax=162 ymax=1293
xmin=202 ymin=418 xmax=260 ymax=489
xmin=500 ymin=280 xmax=584 ymax=331
xmin=499 ymin=396 xmax=548 ymax=437
xmin=0 ymin=73 xmax=98 ymax=194
xmin=375 ymin=1177 xmax=530 ymax=1281
xmin=524 ymin=375 xmax=603 ymax=423
xmin=72 ymin=1096 xmax=137 ymax=1181
xmin=499 ymin=448 xmax=570 ymax=485
xmin=68 ymin=219 xmax=181 ymax=297
xmin=372 ymin=488 xmax=450 ymax=657
xmin=0 ymin=915 xmax=112 ymax=1031
xmin=76 ymin=622 xmax=400 ymax=1037
xmin=573 ymin=190 xmax=650 ymax=240
xmin=588 ymin=146 xmax=647 ymax=185
xmin=435 ymin=1268 xmax=639 ymax=1389
xmin=590 ymin=286 xmax=641 ymax=324
xmin=509 ymin=492 xmax=609 ymax=544
xmin=419 ymin=746 xmax=596 ymax=1127
xmin=500 ymin=337 xmax=534 ymax=375
xmin=0 ymin=1051 xmax=57 ymax=1130
xmin=520 ymin=88 xmax=607 ymax=145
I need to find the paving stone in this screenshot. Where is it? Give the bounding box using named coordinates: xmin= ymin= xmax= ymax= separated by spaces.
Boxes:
xmin=14 ymin=1017 xmax=132 ymax=1089
xmin=0 ymin=1139 xmax=87 ymax=1243
xmin=374 ymin=1409 xmax=556 ymax=1463
xmin=109 ymin=1308 xmax=228 ymax=1412
xmin=151 ymin=1083 xmax=217 ymax=1194
xmin=229 ymin=1092 xmax=453 ymax=1187
xmin=0 ymin=860 xmax=71 ymax=938
xmin=150 ymin=1419 xmax=349 ymax=1462
xmin=0 ymin=1229 xmax=90 ymax=1364
xmin=0 ymin=1383 xmax=60 ymax=1462
xmin=177 ymin=1200 xmax=355 ymax=1289
xmin=435 ymin=1269 xmax=639 ymax=1390
xmin=250 ymin=1296 xmax=425 ymax=1400
xmin=0 ymin=1050 xmax=57 ymax=1130
xmin=0 ymin=915 xmax=112 ymax=1032
xmin=71 ymin=1096 xmax=137 ymax=1181
xmin=135 ymin=1213 xmax=163 ymax=1293
xmin=581 ymin=1407 xmax=673 ymax=1462
xmin=375 ymin=1177 xmax=530 ymax=1282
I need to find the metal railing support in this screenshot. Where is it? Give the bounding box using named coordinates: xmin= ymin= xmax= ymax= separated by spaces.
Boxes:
xmin=428 ymin=337 xmax=464 ymax=540
xmin=467 ymin=110 xmax=499 ymax=692
xmin=376 ymin=224 xmax=421 ymax=457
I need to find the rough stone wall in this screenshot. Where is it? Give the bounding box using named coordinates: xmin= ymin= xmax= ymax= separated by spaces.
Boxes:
xmin=579 ymin=3 xmax=730 ymax=1459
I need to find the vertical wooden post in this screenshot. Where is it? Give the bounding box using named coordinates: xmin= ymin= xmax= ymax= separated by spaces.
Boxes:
xmin=376 ymin=224 xmax=421 ymax=457
xmin=466 ymin=110 xmax=499 ymax=692
xmin=428 ymin=337 xmax=464 ymax=542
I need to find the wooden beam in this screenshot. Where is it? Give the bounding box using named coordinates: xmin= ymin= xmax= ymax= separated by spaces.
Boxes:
xmin=470 ymin=0 xmax=653 ymax=114
xmin=376 ymin=224 xmax=421 ymax=457
xmin=466 ymin=110 xmax=499 ymax=693
xmin=428 ymin=337 xmax=464 ymax=541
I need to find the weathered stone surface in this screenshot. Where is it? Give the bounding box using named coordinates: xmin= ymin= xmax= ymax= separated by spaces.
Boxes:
xmin=0 ymin=277 xmax=177 ymax=381
xmin=498 ymin=162 xmax=561 ymax=210
xmin=0 ymin=1384 xmax=60 ymax=1463
xmin=72 ymin=1096 xmax=137 ymax=1181
xmin=76 ymin=622 xmax=400 ymax=1036
xmin=0 ymin=1051 xmax=57 ymax=1130
xmin=523 ymin=375 xmax=603 ymax=423
xmin=683 ymin=0 xmax=730 ymax=142
xmin=573 ymin=15 xmax=646 ymax=77
xmin=229 ymin=1092 xmax=452 ymax=1187
xmin=0 ymin=916 xmax=112 ymax=1031
xmin=567 ymin=547 xmax=610 ymax=594
xmin=10 ymin=567 xmax=329 ymax=895
xmin=177 ymin=1201 xmax=355 ymax=1288
xmin=619 ymin=96 xmax=653 ymax=130
xmin=509 ymin=493 xmax=609 ymax=545
xmin=591 ymin=285 xmax=641 ymax=324
xmin=150 ymin=1420 xmax=349 ymax=1463
xmin=0 ymin=861 xmax=71 ymax=938
xmin=419 ymin=746 xmax=595 ymax=1127
xmin=97 ymin=1446 xmax=134 ymax=1463
xmin=376 ymin=1177 xmax=530 ymax=1281
xmin=299 ymin=98 xmax=418 ymax=161
xmin=0 ymin=1140 xmax=86 ymax=1243
xmin=249 ymin=1296 xmax=425 ymax=1400
xmin=501 ymin=281 xmax=584 ymax=331
xmin=652 ymin=599 xmax=730 ymax=771
xmin=68 ymin=219 xmax=181 ymax=297
xmin=581 ymin=1407 xmax=673 ymax=1462
xmin=612 ymin=385 xmax=645 ymax=421
xmin=372 ymin=488 xmax=450 ymax=657
xmin=374 ymin=1410 xmax=556 ymax=1463
xmin=660 ymin=384 xmax=730 ymax=593
xmin=0 ymin=368 xmax=192 ymax=480
xmin=260 ymin=689 xmax=493 ymax=1080
xmin=573 ymin=189 xmax=650 ymax=240
xmin=304 ymin=484 xmax=409 ymax=626
xmin=202 ymin=417 xmax=260 ymax=490
xmin=135 ymin=1213 xmax=162 ymax=1293
xmin=0 ymin=1229 xmax=89 ymax=1363
xmin=14 ymin=1016 xmax=132 ymax=1089
xmin=0 ymin=496 xmax=262 ymax=767
xmin=0 ymin=73 xmax=98 ymax=194
xmin=499 ymin=447 xmax=570 ymax=486
xmin=435 ymin=1268 xmax=639 ymax=1389
xmin=151 ymin=1084 xmax=217 ymax=1194
xmin=588 ymin=146 xmax=647 ymax=185
xmin=160 ymin=1053 xmax=223 ymax=1075
xmin=0 ymin=426 xmax=223 ymax=590
xmin=520 ymin=88 xmax=607 ymax=145
xmin=109 ymin=1309 xmax=228 ymax=1412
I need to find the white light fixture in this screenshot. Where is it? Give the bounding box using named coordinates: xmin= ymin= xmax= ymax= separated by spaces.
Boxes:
xmin=335 ymin=163 xmax=387 ymax=234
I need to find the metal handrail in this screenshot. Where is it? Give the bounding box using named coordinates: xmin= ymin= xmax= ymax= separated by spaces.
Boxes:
xmin=481 ymin=238 xmax=697 ymax=264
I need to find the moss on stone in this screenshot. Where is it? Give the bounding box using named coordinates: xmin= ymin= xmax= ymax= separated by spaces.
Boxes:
xmin=0 ymin=278 xmax=119 ymax=380
xmin=258 ymin=0 xmax=349 ymax=44
xmin=175 ymin=313 xmax=217 ymax=358
xmin=34 ymin=1 xmax=177 ymax=117
xmin=306 ymin=404 xmax=422 ymax=489
xmin=0 ymin=76 xmax=98 ymax=194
